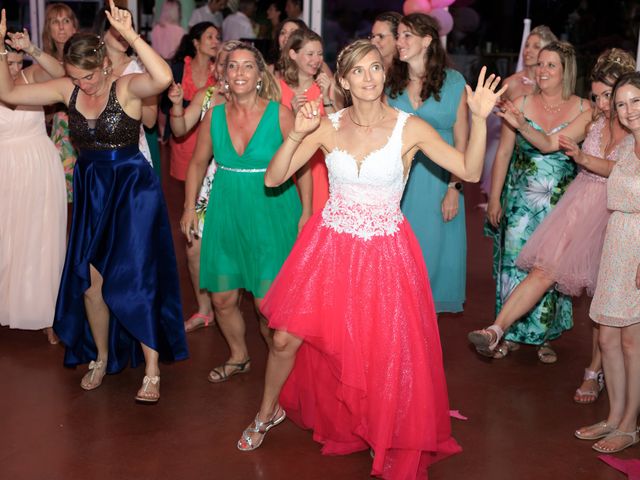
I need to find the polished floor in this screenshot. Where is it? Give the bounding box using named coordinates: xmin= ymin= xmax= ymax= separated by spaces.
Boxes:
xmin=0 ymin=152 xmax=632 ymax=480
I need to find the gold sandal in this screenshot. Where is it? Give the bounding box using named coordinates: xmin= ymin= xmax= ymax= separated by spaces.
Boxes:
xmin=80 ymin=360 xmax=107 ymax=391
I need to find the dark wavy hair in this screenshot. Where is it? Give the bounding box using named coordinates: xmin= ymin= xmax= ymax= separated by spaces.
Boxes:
xmin=386 ymin=13 xmax=449 ymax=102
xmin=172 ymin=21 xmax=217 ymax=63
xmin=271 ymin=18 xmax=307 ymax=72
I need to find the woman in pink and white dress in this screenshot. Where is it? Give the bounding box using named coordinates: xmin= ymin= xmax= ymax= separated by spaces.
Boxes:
xmin=236 ymin=40 xmax=505 ymax=479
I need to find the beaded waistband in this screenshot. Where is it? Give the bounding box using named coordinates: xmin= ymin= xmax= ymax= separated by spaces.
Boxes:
xmin=218 ymin=165 xmax=267 ymax=173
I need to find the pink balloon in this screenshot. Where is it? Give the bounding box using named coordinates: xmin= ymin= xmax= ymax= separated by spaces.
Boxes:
xmin=429 ymin=8 xmax=454 ymax=36
xmin=403 ymin=0 xmax=432 ymax=15
xmin=431 ymin=0 xmax=455 ymax=7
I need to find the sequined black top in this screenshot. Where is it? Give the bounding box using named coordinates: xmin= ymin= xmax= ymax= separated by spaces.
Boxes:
xmin=69 ymin=82 xmax=140 ymax=151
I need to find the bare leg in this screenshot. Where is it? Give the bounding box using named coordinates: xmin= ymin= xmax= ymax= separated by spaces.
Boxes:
xmin=254 ymin=297 xmax=273 ymax=350
xmin=184 ymin=238 xmax=214 ymax=331
xmin=136 ymin=342 xmax=161 ymax=402
xmin=81 ymin=265 xmax=110 ymax=389
xmin=208 ymin=289 xmax=251 ymax=381
xmin=594 ymin=323 xmax=640 ymax=451
xmin=469 ymin=268 xmax=554 ymax=354
xmin=575 ymin=324 xmax=604 ymax=403
xmin=238 ymin=330 xmax=303 ymax=449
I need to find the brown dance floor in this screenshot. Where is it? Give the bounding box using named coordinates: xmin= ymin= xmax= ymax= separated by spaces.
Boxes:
xmin=0 ymin=149 xmax=632 ymax=479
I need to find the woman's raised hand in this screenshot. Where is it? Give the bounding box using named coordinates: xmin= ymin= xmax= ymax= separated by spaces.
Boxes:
xmin=6 ymin=28 xmax=33 ymax=53
xmin=0 ymin=9 xmax=7 ymax=44
xmin=168 ymin=82 xmax=184 ymax=105
xmin=466 ymin=66 xmax=507 ymax=119
xmin=496 ymin=98 xmax=526 ymax=130
xmin=104 ymin=0 xmax=135 ymax=38
xmin=293 ymin=99 xmax=321 ymax=135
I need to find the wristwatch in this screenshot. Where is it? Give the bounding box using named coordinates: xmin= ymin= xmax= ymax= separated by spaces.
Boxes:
xmin=448 ymin=181 xmax=463 ymax=191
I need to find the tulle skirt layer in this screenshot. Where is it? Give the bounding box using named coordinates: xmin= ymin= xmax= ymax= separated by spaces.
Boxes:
xmin=516 ymin=172 xmax=609 ymax=296
xmin=262 ymin=213 xmax=461 ymax=479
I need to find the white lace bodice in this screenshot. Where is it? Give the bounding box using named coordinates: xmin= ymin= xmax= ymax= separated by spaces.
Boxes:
xmin=321 ymin=109 xmax=411 ymax=240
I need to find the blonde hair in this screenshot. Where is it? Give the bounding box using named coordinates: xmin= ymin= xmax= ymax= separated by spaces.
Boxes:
xmin=334 ymin=39 xmax=381 ymax=106
xmin=528 ymin=25 xmax=557 ymax=48
xmin=42 ymin=4 xmax=79 ymax=60
xmin=281 ymin=29 xmax=323 ymax=88
xmin=226 ymin=43 xmax=281 ymax=102
xmin=539 ymin=41 xmax=576 ymax=100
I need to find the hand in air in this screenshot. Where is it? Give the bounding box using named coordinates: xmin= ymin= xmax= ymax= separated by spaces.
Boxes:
xmin=0 ymin=9 xmax=7 ymax=43
xmin=168 ymin=82 xmax=184 ymax=105
xmin=496 ymin=98 xmax=526 ymax=130
xmin=105 ymin=0 xmax=134 ymax=37
xmin=293 ymin=99 xmax=321 ymax=135
xmin=6 ymin=28 xmax=33 ymax=53
xmin=558 ymin=134 xmax=584 ymax=163
xmin=466 ymin=66 xmax=508 ymax=119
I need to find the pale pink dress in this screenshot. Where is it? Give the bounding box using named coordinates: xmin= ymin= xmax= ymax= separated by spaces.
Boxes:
xmin=516 ymin=116 xmax=629 ymax=296
xmin=590 ymin=138 xmax=640 ymax=326
xmin=0 ymin=102 xmax=67 ymax=329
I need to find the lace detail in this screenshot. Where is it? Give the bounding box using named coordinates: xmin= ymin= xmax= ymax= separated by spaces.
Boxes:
xmin=578 ymin=116 xmax=630 ymax=182
xmin=321 ymin=109 xmax=410 ymax=240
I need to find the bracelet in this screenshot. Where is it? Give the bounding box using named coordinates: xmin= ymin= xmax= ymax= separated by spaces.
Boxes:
xmin=130 ymin=34 xmax=142 ymax=48
xmin=170 ymin=110 xmax=184 ymax=118
xmin=0 ymin=50 xmax=7 ymax=56
xmin=288 ymin=133 xmax=303 ymax=143
xmin=323 ymin=102 xmax=334 ymax=108
xmin=183 ymin=205 xmax=196 ymax=211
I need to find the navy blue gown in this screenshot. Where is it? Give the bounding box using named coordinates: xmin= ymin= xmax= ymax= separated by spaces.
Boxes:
xmin=53 ymin=83 xmax=188 ymax=373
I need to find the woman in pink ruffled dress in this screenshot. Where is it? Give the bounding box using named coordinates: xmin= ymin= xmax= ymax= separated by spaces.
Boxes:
xmin=236 ymin=40 xmax=506 ymax=479
xmin=469 ymin=49 xmax=635 ymax=402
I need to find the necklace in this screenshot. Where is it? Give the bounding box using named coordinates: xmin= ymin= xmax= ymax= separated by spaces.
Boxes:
xmin=540 ymin=96 xmax=566 ymax=114
xmin=348 ymin=107 xmax=386 ymax=128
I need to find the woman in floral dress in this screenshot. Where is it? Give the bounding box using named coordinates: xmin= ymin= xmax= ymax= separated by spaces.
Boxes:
xmin=483 ymin=41 xmax=590 ymax=362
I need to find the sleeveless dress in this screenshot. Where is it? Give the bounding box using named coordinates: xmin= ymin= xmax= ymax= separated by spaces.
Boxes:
xmin=0 ymin=101 xmax=66 ymax=329
xmin=387 ymin=69 xmax=467 ymax=313
xmin=199 ymin=101 xmax=301 ymax=298
xmin=516 ymin=116 xmax=629 ymax=296
xmin=279 ymin=78 xmax=330 ymax=212
xmin=262 ymin=110 xmax=461 ymax=480
xmin=485 ymin=101 xmax=578 ymax=345
xmin=53 ymin=83 xmax=188 ymax=373
xmin=169 ymin=56 xmax=216 ymax=181
xmin=590 ymin=138 xmax=640 ymax=326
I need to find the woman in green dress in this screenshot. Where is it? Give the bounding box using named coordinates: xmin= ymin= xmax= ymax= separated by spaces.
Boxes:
xmin=181 ymin=43 xmax=311 ymax=382
xmin=482 ymin=41 xmax=589 ymax=362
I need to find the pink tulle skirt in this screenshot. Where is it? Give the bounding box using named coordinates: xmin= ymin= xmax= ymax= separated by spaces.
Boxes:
xmin=262 ymin=212 xmax=461 ymax=480
xmin=516 ymin=171 xmax=609 ymax=296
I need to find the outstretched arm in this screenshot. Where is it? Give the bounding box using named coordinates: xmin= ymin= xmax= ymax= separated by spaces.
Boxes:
xmin=406 ymin=67 xmax=507 ymax=182
xmin=559 ymin=134 xmax=616 ymax=177
xmin=6 ymin=28 xmax=65 ymax=82
xmin=498 ymin=97 xmax=592 ymax=153
xmin=0 ymin=9 xmax=67 ymax=105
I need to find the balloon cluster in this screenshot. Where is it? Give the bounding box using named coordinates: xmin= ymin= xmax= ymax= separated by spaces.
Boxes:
xmin=402 ymin=0 xmax=455 ymax=36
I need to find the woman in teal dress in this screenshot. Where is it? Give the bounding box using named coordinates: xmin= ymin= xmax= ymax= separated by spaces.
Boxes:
xmin=181 ymin=43 xmax=310 ymax=383
xmin=386 ymin=13 xmax=468 ymax=313
xmin=482 ymin=42 xmax=587 ymax=361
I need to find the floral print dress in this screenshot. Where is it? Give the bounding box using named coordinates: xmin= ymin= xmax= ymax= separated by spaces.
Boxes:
xmin=50 ymin=110 xmax=77 ymax=203
xmin=485 ymin=118 xmax=577 ymax=345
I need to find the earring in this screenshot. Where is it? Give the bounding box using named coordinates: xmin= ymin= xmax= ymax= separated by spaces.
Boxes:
xmin=256 ymin=80 xmax=263 ymax=92
xmin=224 ymin=81 xmax=230 ymax=91
xmin=102 ymin=68 xmax=108 ymax=75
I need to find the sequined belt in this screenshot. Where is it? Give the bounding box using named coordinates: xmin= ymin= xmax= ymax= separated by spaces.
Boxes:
xmin=217 ymin=165 xmax=267 ymax=173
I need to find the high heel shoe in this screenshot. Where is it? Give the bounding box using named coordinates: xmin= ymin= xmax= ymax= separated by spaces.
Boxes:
xmin=237 ymin=407 xmax=286 ymax=451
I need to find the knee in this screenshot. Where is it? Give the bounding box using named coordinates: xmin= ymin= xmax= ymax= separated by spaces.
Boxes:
xmin=272 ymin=331 xmax=298 ymax=356
xmin=621 ymin=330 xmax=640 ymax=357
xmin=599 ymin=330 xmax=620 ymax=354
xmin=212 ymin=292 xmax=239 ymax=314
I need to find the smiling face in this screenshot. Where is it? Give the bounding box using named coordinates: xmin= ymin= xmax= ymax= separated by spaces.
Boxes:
xmin=522 ymin=33 xmax=543 ymax=68
xmin=194 ymin=26 xmax=221 ymax=59
xmin=591 ymin=81 xmax=613 ymax=118
xmin=48 ymin=12 xmax=77 ymax=46
xmin=289 ymin=39 xmax=323 ymax=77
xmin=225 ymin=49 xmax=260 ymax=95
xmin=340 ymin=49 xmax=385 ymax=102
xmin=278 ymin=21 xmax=301 ymax=49
xmin=395 ymin=23 xmax=431 ymax=63
xmin=535 ymin=50 xmax=563 ymax=92
xmin=370 ymin=21 xmax=396 ymax=60
xmin=614 ymin=83 xmax=640 ymax=132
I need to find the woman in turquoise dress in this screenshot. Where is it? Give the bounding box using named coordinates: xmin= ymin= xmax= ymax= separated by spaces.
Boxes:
xmin=181 ymin=43 xmax=309 ymax=383
xmin=481 ymin=42 xmax=588 ymax=362
xmin=386 ymin=13 xmax=468 ymax=313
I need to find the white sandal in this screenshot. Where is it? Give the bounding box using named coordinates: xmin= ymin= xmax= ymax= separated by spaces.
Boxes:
xmin=468 ymin=325 xmax=504 ymax=357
